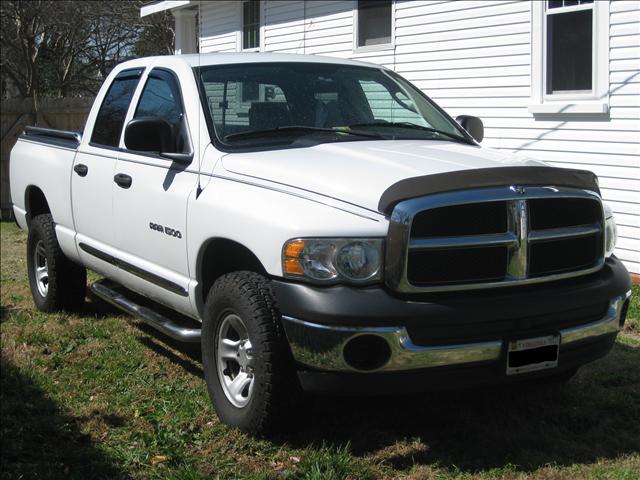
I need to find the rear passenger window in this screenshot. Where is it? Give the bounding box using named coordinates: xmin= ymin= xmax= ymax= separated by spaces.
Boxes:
xmin=91 ymin=69 xmax=143 ymax=147
xmin=134 ymin=69 xmax=189 ymax=153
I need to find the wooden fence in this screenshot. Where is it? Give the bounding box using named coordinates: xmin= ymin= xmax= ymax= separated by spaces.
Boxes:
xmin=0 ymin=97 xmax=93 ymax=220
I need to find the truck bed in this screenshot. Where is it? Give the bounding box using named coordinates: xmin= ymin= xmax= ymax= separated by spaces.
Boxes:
xmin=10 ymin=126 xmax=81 ymax=251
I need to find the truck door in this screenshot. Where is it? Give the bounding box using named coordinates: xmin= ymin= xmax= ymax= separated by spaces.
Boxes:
xmin=112 ymin=68 xmax=196 ymax=316
xmin=72 ymin=68 xmax=143 ymax=277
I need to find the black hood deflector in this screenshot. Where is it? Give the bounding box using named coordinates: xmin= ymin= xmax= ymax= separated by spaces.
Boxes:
xmin=378 ymin=166 xmax=600 ymax=214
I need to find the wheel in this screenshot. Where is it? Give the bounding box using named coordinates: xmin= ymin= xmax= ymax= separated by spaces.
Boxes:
xmin=27 ymin=214 xmax=87 ymax=312
xmin=201 ymin=271 xmax=301 ymax=435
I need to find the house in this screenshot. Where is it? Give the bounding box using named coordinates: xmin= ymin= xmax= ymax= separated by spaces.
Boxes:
xmin=141 ymin=0 xmax=640 ymax=278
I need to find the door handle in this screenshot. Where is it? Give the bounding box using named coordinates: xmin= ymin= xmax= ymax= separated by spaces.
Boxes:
xmin=114 ymin=173 xmax=132 ymax=189
xmin=73 ymin=164 xmax=88 ymax=177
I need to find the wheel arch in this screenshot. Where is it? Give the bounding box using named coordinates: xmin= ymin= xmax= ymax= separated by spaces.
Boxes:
xmin=24 ymin=185 xmax=51 ymax=226
xmin=196 ymin=237 xmax=268 ymax=314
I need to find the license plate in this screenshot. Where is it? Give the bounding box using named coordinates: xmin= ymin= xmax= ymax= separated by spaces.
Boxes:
xmin=506 ymin=334 xmax=560 ymax=375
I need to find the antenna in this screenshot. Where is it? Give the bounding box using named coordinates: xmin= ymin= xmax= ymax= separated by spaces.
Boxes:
xmin=196 ymin=0 xmax=203 ymax=199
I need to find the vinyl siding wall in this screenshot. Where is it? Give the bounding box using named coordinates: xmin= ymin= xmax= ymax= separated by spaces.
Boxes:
xmin=199 ymin=0 xmax=640 ymax=274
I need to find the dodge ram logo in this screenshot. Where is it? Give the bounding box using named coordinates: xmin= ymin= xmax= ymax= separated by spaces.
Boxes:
xmin=149 ymin=222 xmax=182 ymax=239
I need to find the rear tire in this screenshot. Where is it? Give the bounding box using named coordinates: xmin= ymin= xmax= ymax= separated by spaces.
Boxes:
xmin=201 ymin=271 xmax=301 ymax=435
xmin=27 ymin=214 xmax=87 ymax=312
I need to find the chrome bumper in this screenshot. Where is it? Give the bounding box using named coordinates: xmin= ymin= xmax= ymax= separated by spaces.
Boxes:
xmin=281 ymin=292 xmax=631 ymax=373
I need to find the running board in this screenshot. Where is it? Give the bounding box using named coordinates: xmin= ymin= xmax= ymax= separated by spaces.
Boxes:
xmin=90 ymin=280 xmax=201 ymax=343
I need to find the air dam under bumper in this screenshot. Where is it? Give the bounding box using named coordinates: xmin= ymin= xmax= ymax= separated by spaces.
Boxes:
xmin=273 ymin=257 xmax=631 ymax=393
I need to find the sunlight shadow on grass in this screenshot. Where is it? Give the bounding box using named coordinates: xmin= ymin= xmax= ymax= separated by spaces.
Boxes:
xmin=0 ymin=357 xmax=129 ymax=480
xmin=273 ymin=340 xmax=640 ymax=473
xmin=136 ymin=335 xmax=203 ymax=378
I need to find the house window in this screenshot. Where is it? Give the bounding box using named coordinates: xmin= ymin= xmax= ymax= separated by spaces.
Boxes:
xmin=242 ymin=0 xmax=260 ymax=50
xmin=529 ymin=0 xmax=609 ymax=115
xmin=356 ymin=0 xmax=392 ymax=48
xmin=546 ymin=0 xmax=593 ymax=93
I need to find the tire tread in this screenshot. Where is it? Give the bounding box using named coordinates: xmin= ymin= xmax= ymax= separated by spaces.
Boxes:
xmin=27 ymin=214 xmax=86 ymax=311
xmin=202 ymin=271 xmax=300 ymax=435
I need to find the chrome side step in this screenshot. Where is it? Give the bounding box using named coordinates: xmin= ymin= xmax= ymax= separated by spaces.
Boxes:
xmin=90 ymin=279 xmax=201 ymax=343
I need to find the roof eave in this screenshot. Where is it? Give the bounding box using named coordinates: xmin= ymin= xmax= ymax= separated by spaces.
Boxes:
xmin=140 ymin=0 xmax=192 ymax=17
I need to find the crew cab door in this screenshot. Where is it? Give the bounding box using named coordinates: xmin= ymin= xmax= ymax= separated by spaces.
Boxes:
xmin=112 ymin=68 xmax=197 ymax=315
xmin=72 ymin=68 xmax=142 ymax=276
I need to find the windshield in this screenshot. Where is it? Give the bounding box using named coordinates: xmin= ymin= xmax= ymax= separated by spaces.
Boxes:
xmin=197 ymin=62 xmax=471 ymax=150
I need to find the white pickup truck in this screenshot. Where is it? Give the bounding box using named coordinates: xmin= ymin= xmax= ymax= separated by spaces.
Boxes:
xmin=10 ymin=53 xmax=632 ymax=434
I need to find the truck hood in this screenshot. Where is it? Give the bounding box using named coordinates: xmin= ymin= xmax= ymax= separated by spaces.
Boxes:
xmin=220 ymin=140 xmax=545 ymax=213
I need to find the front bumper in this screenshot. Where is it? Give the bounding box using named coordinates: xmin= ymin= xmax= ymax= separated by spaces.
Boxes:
xmin=281 ymin=293 xmax=629 ymax=372
xmin=273 ymin=257 xmax=631 ymax=392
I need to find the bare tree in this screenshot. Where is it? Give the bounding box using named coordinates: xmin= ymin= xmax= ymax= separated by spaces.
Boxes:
xmin=1 ymin=0 xmax=175 ymax=100
xmin=135 ymin=7 xmax=175 ymax=57
xmin=0 ymin=1 xmax=54 ymax=100
xmin=84 ymin=1 xmax=142 ymax=84
xmin=42 ymin=2 xmax=94 ymax=96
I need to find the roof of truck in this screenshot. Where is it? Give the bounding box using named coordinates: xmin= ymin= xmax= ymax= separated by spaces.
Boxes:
xmin=176 ymin=52 xmax=383 ymax=69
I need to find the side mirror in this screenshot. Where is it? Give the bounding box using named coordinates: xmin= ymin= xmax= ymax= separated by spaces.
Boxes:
xmin=456 ymin=115 xmax=484 ymax=143
xmin=124 ymin=117 xmax=193 ymax=165
xmin=124 ymin=117 xmax=174 ymax=152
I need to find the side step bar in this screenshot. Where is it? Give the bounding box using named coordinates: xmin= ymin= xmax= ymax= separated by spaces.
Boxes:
xmin=90 ymin=280 xmax=201 ymax=343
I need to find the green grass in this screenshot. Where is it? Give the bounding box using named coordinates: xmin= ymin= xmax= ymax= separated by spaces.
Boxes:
xmin=1 ymin=221 xmax=639 ymax=479
xmin=626 ymin=284 xmax=640 ymax=333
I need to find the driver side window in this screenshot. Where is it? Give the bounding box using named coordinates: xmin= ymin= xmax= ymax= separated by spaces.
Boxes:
xmin=134 ymin=70 xmax=189 ymax=153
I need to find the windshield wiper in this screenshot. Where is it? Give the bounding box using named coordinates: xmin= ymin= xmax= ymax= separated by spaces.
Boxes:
xmin=346 ymin=122 xmax=473 ymax=144
xmin=224 ymin=125 xmax=382 ymax=141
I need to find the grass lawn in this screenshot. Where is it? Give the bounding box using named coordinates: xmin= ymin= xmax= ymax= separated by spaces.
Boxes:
xmin=1 ymin=221 xmax=639 ymax=479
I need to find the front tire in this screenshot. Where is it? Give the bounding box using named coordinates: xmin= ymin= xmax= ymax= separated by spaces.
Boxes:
xmin=201 ymin=271 xmax=301 ymax=435
xmin=27 ymin=214 xmax=87 ymax=312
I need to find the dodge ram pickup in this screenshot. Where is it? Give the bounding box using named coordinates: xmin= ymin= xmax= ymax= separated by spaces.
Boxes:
xmin=10 ymin=53 xmax=632 ymax=434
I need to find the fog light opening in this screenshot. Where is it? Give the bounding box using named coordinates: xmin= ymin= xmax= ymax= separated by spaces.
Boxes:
xmin=343 ymin=335 xmax=392 ymax=371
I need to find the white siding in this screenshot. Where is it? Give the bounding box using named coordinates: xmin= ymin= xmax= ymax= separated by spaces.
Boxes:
xmin=200 ymin=1 xmax=239 ymax=52
xmin=264 ymin=1 xmax=305 ymax=53
xmin=199 ymin=0 xmax=640 ymax=274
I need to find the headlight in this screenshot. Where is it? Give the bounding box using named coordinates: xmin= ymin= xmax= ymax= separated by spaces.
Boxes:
xmin=604 ymin=203 xmax=617 ymax=258
xmin=282 ymin=238 xmax=384 ymax=284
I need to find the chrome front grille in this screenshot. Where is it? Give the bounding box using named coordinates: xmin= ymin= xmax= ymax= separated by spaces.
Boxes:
xmin=385 ymin=186 xmax=605 ymax=293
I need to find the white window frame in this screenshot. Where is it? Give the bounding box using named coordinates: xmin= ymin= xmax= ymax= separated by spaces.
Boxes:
xmin=353 ymin=0 xmax=395 ymax=53
xmin=529 ymin=0 xmax=609 ymax=115
xmin=237 ymin=0 xmax=264 ymax=52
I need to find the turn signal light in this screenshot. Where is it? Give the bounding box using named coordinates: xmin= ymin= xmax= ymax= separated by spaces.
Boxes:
xmin=284 ymin=258 xmax=304 ymax=276
xmin=283 ymin=239 xmax=305 ymax=276
xmin=284 ymin=240 xmax=305 ymax=259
